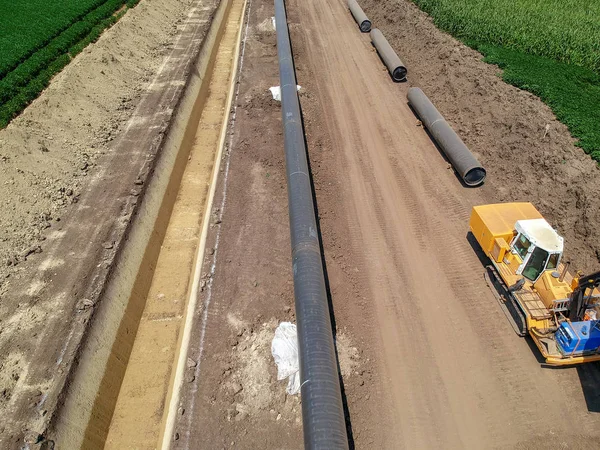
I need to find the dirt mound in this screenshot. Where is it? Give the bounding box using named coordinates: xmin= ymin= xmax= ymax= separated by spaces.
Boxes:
xmin=361 ymin=0 xmax=600 ymax=273
xmin=223 ymin=319 xmax=301 ymax=424
xmin=0 ymin=0 xmax=192 ymax=295
xmin=220 ymin=318 xmax=360 ymax=424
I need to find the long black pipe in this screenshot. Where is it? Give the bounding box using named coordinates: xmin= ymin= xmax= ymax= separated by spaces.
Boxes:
xmin=408 ymin=87 xmax=486 ymax=186
xmin=370 ymin=28 xmax=407 ymax=82
xmin=348 ymin=0 xmax=371 ymax=32
xmin=274 ymin=1 xmax=349 ymax=449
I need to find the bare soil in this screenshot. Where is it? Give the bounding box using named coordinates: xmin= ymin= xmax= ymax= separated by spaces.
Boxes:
xmin=181 ymin=0 xmax=600 ymax=448
xmin=0 ymin=0 xmax=220 ymax=446
xmin=172 ymin=1 xmax=303 ymax=446
xmin=361 ymin=0 xmax=600 ymax=274
xmin=0 ymin=0 xmax=192 ymax=293
xmin=287 ymin=0 xmax=600 ymax=447
xmin=2 ymin=0 xmax=600 ymax=446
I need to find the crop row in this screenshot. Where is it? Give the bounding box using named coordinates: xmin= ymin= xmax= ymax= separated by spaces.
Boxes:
xmin=413 ymin=0 xmax=600 ymax=73
xmin=0 ymin=0 xmax=108 ymax=79
xmin=411 ymin=0 xmax=600 ymax=163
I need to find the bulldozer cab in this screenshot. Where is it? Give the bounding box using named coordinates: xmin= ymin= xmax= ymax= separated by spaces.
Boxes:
xmin=511 ymin=218 xmax=563 ymax=282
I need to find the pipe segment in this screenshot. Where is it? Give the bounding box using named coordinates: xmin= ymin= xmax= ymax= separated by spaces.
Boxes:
xmin=370 ymin=28 xmax=407 ymax=81
xmin=348 ymin=0 xmax=371 ymax=32
xmin=274 ymin=0 xmax=349 ymax=449
xmin=408 ymin=87 xmax=486 ymax=186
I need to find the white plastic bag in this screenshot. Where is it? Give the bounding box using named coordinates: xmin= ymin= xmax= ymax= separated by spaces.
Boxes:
xmin=271 ymin=322 xmax=300 ymax=395
xmin=268 ymin=85 xmax=301 ymax=102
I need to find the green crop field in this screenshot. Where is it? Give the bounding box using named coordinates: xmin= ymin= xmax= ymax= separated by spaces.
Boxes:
xmin=412 ymin=0 xmax=600 ymax=162
xmin=0 ymin=0 xmax=140 ymax=128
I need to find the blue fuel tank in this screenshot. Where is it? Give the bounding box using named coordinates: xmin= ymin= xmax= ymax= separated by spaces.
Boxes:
xmin=556 ymin=320 xmax=600 ymax=355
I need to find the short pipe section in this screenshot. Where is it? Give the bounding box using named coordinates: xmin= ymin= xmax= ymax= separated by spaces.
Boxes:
xmin=370 ymin=28 xmax=407 ymax=82
xmin=407 ymin=87 xmax=486 ymax=186
xmin=348 ymin=0 xmax=371 ymax=32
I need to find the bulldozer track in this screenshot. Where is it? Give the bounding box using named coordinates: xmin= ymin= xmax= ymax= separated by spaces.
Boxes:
xmin=484 ymin=265 xmax=527 ymax=336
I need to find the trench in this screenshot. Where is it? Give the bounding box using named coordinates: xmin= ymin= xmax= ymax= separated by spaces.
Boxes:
xmin=50 ymin=0 xmax=247 ymax=447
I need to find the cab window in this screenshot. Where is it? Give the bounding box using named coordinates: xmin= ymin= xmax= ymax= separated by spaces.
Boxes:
xmin=547 ymin=253 xmax=559 ymax=270
xmin=522 ymin=246 xmax=549 ymax=281
xmin=513 ymin=234 xmax=531 ymax=259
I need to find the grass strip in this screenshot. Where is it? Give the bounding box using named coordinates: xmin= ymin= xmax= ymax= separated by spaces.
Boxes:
xmin=410 ymin=0 xmax=600 ymax=163
xmin=412 ymin=0 xmax=600 ymax=73
xmin=477 ymin=44 xmax=600 ymax=161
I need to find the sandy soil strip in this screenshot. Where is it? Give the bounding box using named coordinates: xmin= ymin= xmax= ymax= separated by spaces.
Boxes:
xmin=0 ymin=0 xmax=223 ymax=446
xmin=0 ymin=0 xmax=191 ymax=291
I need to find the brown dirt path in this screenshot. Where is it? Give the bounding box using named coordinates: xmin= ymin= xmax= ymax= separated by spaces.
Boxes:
xmin=172 ymin=0 xmax=304 ymax=447
xmin=285 ymin=0 xmax=600 ymax=447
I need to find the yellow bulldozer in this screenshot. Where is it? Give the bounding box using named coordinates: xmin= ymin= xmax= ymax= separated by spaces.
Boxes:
xmin=470 ymin=202 xmax=600 ymax=365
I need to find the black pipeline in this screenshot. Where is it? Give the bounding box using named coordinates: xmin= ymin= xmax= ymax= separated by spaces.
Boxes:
xmin=274 ymin=0 xmax=349 ymax=449
xmin=370 ymin=28 xmax=407 ymax=82
xmin=408 ymin=87 xmax=486 ymax=186
xmin=348 ymin=0 xmax=371 ymax=32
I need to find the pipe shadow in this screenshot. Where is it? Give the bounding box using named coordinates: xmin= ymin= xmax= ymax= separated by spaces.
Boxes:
xmin=407 ymin=102 xmax=482 ymax=189
xmin=302 ymin=114 xmax=356 ymax=448
xmin=300 ymin=101 xmax=356 ymax=450
xmin=285 ymin=15 xmax=355 ymax=447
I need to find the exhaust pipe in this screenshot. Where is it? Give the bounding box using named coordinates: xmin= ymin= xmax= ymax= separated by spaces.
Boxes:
xmin=559 ymin=261 xmax=570 ymax=283
xmin=274 ymin=0 xmax=349 ymax=449
xmin=348 ymin=0 xmax=371 ymax=32
xmin=407 ymin=87 xmax=486 ymax=186
xmin=370 ymin=28 xmax=407 ymax=82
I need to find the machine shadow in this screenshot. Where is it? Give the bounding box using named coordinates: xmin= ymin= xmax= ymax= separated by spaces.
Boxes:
xmin=577 ymin=363 xmax=600 ymax=413
xmin=466 ymin=231 xmax=490 ymax=267
xmin=466 ymin=233 xmax=600 ymax=413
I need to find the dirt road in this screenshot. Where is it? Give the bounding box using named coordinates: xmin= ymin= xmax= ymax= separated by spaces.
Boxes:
xmin=172 ymin=0 xmax=600 ymax=448
xmin=3 ymin=0 xmax=600 ymax=446
xmin=285 ymin=0 xmax=600 ymax=447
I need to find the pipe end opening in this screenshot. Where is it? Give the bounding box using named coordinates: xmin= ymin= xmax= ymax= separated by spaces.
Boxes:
xmin=360 ymin=20 xmax=372 ymax=33
xmin=392 ymin=66 xmax=407 ymax=82
xmin=463 ymin=167 xmax=486 ymax=186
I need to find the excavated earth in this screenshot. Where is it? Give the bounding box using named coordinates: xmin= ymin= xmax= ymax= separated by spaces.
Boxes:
xmin=0 ymin=0 xmax=221 ymax=446
xmin=0 ymin=0 xmax=199 ymax=291
xmin=1 ymin=0 xmax=600 ymax=447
